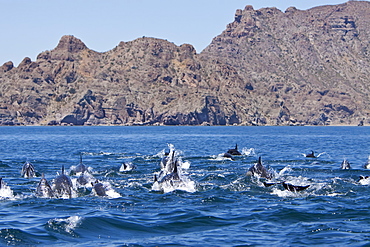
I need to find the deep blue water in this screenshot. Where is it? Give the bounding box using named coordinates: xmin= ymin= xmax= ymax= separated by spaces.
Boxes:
xmin=1 ymin=126 xmax=370 ymax=246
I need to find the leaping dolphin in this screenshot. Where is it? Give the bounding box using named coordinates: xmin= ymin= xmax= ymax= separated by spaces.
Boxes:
xmin=247 ymin=157 xmax=273 ymax=179
xmin=54 ymin=165 xmax=73 ymax=198
xmin=36 ymin=173 xmax=54 ymax=198
xmin=21 ymin=161 xmax=35 ymax=178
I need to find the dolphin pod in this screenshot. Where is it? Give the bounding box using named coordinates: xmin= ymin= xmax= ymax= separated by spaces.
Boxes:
xmin=5 ymin=144 xmax=370 ymax=198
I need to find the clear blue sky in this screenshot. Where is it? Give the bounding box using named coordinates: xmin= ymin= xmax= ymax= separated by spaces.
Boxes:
xmin=0 ymin=0 xmax=354 ymax=66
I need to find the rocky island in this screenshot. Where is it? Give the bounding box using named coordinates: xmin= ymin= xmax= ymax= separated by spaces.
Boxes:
xmin=1 ymin=1 xmax=370 ymax=126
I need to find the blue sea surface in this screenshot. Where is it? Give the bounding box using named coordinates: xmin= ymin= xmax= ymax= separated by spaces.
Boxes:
xmin=0 ymin=126 xmax=370 ymax=246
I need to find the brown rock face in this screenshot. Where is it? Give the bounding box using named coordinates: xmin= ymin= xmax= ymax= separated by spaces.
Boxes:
xmin=201 ymin=1 xmax=370 ymax=125
xmin=0 ymin=1 xmax=370 ymax=126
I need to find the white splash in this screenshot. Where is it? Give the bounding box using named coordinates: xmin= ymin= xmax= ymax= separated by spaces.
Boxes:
xmin=103 ymin=182 xmax=121 ymax=199
xmin=48 ymin=216 xmax=82 ymax=234
xmin=242 ymin=147 xmax=256 ymax=156
xmin=181 ymin=161 xmax=191 ymax=169
xmin=0 ymin=183 xmax=15 ymax=200
xmin=153 ymin=178 xmax=196 ymax=193
xmin=271 ymin=188 xmax=301 ymax=198
xmin=278 ymin=165 xmax=292 ymax=176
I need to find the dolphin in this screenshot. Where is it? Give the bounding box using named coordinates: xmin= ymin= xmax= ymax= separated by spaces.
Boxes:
xmin=282 ymin=182 xmax=310 ymax=192
xmin=92 ymin=180 xmax=107 ymax=196
xmin=36 ymin=173 xmax=54 ymax=198
xmin=359 ymin=175 xmax=369 ymax=181
xmin=222 ymin=152 xmax=235 ymax=161
xmin=74 ymin=154 xmax=87 ymax=174
xmin=157 ymin=150 xmax=180 ymax=183
xmin=263 ymin=181 xmax=310 ymax=192
xmin=341 ymin=159 xmax=351 ymax=169
xmin=160 ymin=151 xmax=177 ymax=173
xmin=227 ymin=144 xmax=242 ymax=156
xmin=359 ymin=175 xmax=370 ymax=185
xmin=247 ymin=157 xmax=273 ymax=179
xmin=54 ymin=165 xmax=73 ymax=198
xmin=77 ymin=172 xmax=88 ymax=186
xmin=21 ymin=161 xmax=35 ymax=178
xmin=119 ymin=162 xmax=135 ymax=172
xmin=306 ymin=151 xmax=316 ymax=158
xmin=159 ymin=162 xmax=181 ymax=184
xmin=0 ymin=177 xmax=4 ymax=189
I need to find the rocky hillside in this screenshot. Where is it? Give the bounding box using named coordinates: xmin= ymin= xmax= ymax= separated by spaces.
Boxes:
xmin=1 ymin=1 xmax=370 ymax=126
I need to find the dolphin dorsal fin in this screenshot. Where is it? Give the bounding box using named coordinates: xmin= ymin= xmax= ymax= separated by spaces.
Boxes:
xmin=61 ymin=165 xmax=65 ymax=175
xmin=171 ymin=150 xmax=175 ymax=160
xmin=80 ymin=153 xmax=83 ymax=164
xmin=235 ymin=144 xmax=238 ymax=150
xmin=173 ymin=162 xmax=178 ymax=174
xmin=258 ymin=156 xmax=262 ymax=165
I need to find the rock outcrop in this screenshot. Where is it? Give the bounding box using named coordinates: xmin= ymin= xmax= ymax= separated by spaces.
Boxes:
xmin=0 ymin=1 xmax=370 ymax=126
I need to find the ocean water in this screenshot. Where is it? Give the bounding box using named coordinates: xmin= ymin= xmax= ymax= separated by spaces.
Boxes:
xmin=0 ymin=126 xmax=370 ymax=246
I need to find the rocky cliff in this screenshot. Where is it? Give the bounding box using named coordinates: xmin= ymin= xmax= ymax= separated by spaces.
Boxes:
xmin=1 ymin=1 xmax=370 ymax=126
